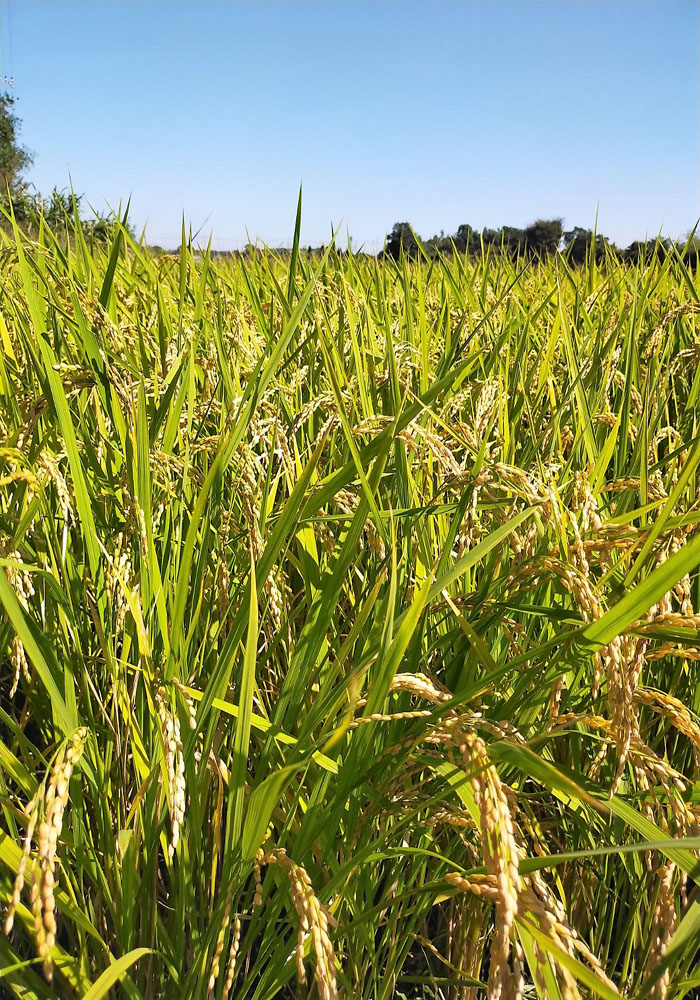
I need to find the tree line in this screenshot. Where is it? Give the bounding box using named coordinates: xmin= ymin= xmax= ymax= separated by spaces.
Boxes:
xmin=382 ymin=218 xmax=698 ymax=266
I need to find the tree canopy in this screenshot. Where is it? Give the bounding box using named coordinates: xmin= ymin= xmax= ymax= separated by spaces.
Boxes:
xmin=0 ymin=92 xmax=33 ymax=205
xmin=383 ymin=217 xmax=696 ymax=265
xmin=381 ymin=222 xmax=423 ymax=261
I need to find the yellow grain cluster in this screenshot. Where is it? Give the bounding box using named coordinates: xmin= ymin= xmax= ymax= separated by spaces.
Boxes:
xmin=155 ymin=685 xmax=186 ymax=858
xmin=4 ymin=728 xmax=87 ymax=981
xmin=263 ymin=847 xmax=337 ymax=1000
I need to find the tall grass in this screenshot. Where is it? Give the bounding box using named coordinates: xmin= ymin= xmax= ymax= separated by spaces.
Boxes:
xmin=0 ymin=209 xmax=699 ymax=1000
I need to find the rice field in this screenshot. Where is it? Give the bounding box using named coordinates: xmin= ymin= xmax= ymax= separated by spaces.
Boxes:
xmin=1 ymin=210 xmax=700 ymax=1000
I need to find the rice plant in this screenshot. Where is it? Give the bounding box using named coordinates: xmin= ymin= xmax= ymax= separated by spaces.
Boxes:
xmin=0 ymin=205 xmax=699 ymax=999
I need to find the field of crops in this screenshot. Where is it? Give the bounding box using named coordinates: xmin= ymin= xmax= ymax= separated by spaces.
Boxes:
xmin=0 ymin=213 xmax=699 ymax=1000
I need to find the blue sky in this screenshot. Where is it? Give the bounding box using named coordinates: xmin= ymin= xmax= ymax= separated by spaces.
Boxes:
xmin=3 ymin=0 xmax=698 ymax=250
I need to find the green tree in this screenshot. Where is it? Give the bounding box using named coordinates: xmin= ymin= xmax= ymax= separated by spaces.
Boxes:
xmin=453 ymin=223 xmax=480 ymax=255
xmin=383 ymin=222 xmax=422 ymax=261
xmin=0 ymin=92 xmax=33 ymax=206
xmin=682 ymin=231 xmax=700 ymax=267
xmin=624 ymin=239 xmax=669 ymax=264
xmin=42 ymin=187 xmax=77 ymax=227
xmin=563 ymin=227 xmax=615 ymax=264
xmin=500 ymin=226 xmax=526 ymax=255
xmin=524 ymin=218 xmax=563 ymax=258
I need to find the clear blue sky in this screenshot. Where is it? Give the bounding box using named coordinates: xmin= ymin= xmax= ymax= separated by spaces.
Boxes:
xmin=2 ymin=0 xmax=698 ymax=250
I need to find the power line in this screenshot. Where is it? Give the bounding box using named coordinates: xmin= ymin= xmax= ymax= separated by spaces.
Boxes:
xmin=0 ymin=0 xmax=15 ymax=88
xmin=7 ymin=0 xmax=13 ymax=79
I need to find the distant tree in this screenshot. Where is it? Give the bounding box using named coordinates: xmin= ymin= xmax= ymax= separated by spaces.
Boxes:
xmin=480 ymin=228 xmax=500 ymax=250
xmin=623 ymin=239 xmax=669 ymax=265
xmin=524 ymin=218 xmax=563 ymax=258
xmin=453 ymin=224 xmax=480 ymax=255
xmin=0 ymin=93 xmax=33 ymax=209
xmin=623 ymin=241 xmax=644 ymax=264
xmin=681 ymin=232 xmax=700 ymax=267
xmin=563 ymin=228 xmax=589 ymax=263
xmin=42 ymin=187 xmax=77 ymax=228
xmin=84 ymin=213 xmax=113 ymax=245
xmin=563 ymin=227 xmax=615 ymax=264
xmin=424 ymin=229 xmax=453 ymax=257
xmin=383 ymin=222 xmax=422 ymax=261
xmin=82 ymin=209 xmax=135 ymax=246
xmin=500 ymin=226 xmax=526 ymax=255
